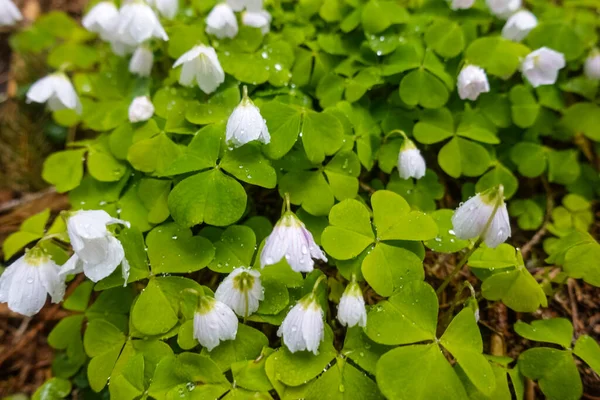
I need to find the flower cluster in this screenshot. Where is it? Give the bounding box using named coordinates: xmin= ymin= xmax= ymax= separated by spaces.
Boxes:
xmin=0 ymin=210 xmax=129 ymax=316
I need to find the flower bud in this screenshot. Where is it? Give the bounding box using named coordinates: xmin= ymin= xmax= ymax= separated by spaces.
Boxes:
xmin=129 ymin=46 xmax=154 ymax=77
xmin=128 ymin=96 xmax=155 ymax=123
xmin=0 ymin=0 xmax=22 ymax=26
xmin=584 ymin=49 xmax=600 ymax=80
xmin=337 ymin=281 xmax=367 ymax=328
xmin=397 ymin=139 xmax=426 ymax=180
xmin=486 ymin=0 xmax=521 ymax=19
xmin=173 ymin=45 xmax=225 ymax=94
xmin=521 ymin=47 xmax=565 ymax=88
xmin=193 ymin=296 xmax=238 ymax=351
xmin=206 ymin=3 xmax=238 ymax=39
xmin=26 ymin=73 xmax=82 ymax=114
xmin=278 ymin=294 xmax=324 ymax=354
xmin=215 ymin=267 xmax=264 ymax=317
xmin=457 ymin=65 xmax=490 ymax=101
xmin=502 ymin=10 xmax=537 ymax=42
xmin=449 ymin=0 xmax=474 ymax=10
xmin=226 ymin=86 xmax=270 ymax=147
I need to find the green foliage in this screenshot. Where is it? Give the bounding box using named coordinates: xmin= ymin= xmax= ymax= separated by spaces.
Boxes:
xmin=10 ymin=0 xmax=600 ymax=397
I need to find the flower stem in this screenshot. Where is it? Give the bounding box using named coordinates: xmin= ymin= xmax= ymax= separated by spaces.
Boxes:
xmin=436 ymin=238 xmax=482 ymax=295
xmin=312 ymin=274 xmax=327 ymax=294
xmin=242 ymin=85 xmax=248 ymax=98
xmin=281 ymin=192 xmax=291 ymax=215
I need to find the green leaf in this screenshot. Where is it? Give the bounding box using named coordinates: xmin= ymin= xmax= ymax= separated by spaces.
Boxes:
xmin=509 ymin=85 xmax=539 ymax=129
xmin=562 ymin=242 xmax=600 ymax=287
xmin=165 ymin=124 xmax=223 ymax=175
xmin=518 ymin=348 xmax=582 ymax=400
xmin=475 ymin=164 xmax=518 ymax=200
xmin=400 ymin=69 xmax=449 ymax=109
xmin=63 ymin=281 xmax=94 ymax=312
xmin=371 ymin=191 xmax=438 ymax=241
xmin=279 ymin=170 xmax=334 ymax=216
xmin=185 ymin=85 xmax=240 ymax=125
xmin=305 ymin=358 xmax=384 ymax=400
xmin=138 ymin=178 xmax=171 ymax=224
xmin=256 ymin=277 xmax=289 ymax=315
xmin=438 ymin=137 xmax=491 ymax=178
xmin=342 ymin=327 xmax=391 ymax=375
xmin=302 ymin=110 xmax=344 ymax=164
xmin=33 ymin=377 xmax=72 ymax=400
xmin=231 ymin=349 xmax=274 ymax=392
xmin=376 ymin=343 xmax=467 ymax=400
xmin=221 ymin=144 xmax=277 ymax=189
xmin=322 ymin=199 xmax=375 ymax=260
xmin=469 ymin=244 xmax=518 ymax=269
xmin=130 ymin=277 xmax=193 ymax=336
xmin=560 ymin=103 xmax=600 ymax=141
xmin=424 ymin=19 xmax=465 ymax=58
xmin=146 ymin=223 xmax=215 ymax=274
xmin=514 ymin=319 xmax=573 ymax=349
xmin=481 ymin=266 xmax=547 ymax=312
xmin=323 ymin=151 xmax=361 ymax=201
xmin=573 ymin=335 xmax=600 ymax=375
xmin=203 ymin=324 xmax=269 ymax=371
xmin=87 ymin=137 xmax=128 ymax=182
xmin=271 ymin=327 xmax=337 ymax=386
xmin=361 ymin=1 xmax=408 ymax=34
xmin=465 ymin=37 xmax=530 ymax=78
xmin=527 ymin=22 xmax=584 ymax=62
xmin=169 ymin=169 xmax=247 ymax=227
xmin=84 ymin=320 xmax=126 ymax=392
xmin=439 ymin=309 xmax=495 ymax=395
xmin=42 ymin=149 xmax=86 ymax=193
xmin=127 ymin=132 xmax=182 ymax=176
xmin=547 ymin=149 xmax=580 ymax=185
xmin=2 ymin=208 xmax=50 ymax=260
xmin=262 ymin=102 xmax=303 ymax=159
xmin=510 ymin=142 xmax=547 ymax=178
xmin=366 ymin=280 xmax=438 ymax=345
xmin=509 ymin=199 xmax=544 ymax=231
xmin=362 ymin=243 xmax=424 ymax=297
xmin=386 ymin=170 xmax=444 ymax=212
xmin=208 ymin=225 xmax=256 ymax=273
xmin=424 ymin=209 xmax=469 ymax=253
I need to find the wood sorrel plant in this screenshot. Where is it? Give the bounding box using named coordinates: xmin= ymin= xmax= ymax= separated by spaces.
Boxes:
xmin=3 ymin=0 xmax=600 ymax=398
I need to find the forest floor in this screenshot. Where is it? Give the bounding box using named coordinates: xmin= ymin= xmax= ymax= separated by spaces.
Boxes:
xmin=0 ymin=1 xmax=599 ymax=398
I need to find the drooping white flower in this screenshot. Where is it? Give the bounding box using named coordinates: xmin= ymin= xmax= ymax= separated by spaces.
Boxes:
xmin=486 ymin=0 xmax=521 ymax=18
xmin=61 ymin=210 xmax=130 ymax=282
xmin=193 ymin=296 xmax=238 ymax=351
xmin=584 ymin=49 xmax=600 ymax=80
xmin=206 ymin=3 xmax=238 ymax=39
xmin=227 ymin=0 xmax=262 ymax=12
xmin=242 ymin=10 xmax=271 ymax=35
xmin=26 ymin=73 xmax=82 ymax=114
xmin=82 ymin=2 xmax=119 ymax=41
xmin=0 ymin=0 xmax=22 ymax=26
xmin=129 ymin=46 xmax=154 ymax=77
xmin=261 ymin=211 xmax=327 ymax=273
xmin=147 ymin=0 xmax=178 ymax=19
xmin=117 ymin=2 xmax=168 ymax=46
xmin=451 ymin=185 xmax=511 ymax=248
xmin=278 ymin=294 xmax=324 ymax=354
xmin=226 ymin=86 xmax=270 ymax=147
xmin=337 ymin=280 xmax=366 ymax=328
xmin=173 ymin=45 xmax=225 ymax=94
xmin=0 ymin=248 xmax=65 ymax=317
xmin=128 ymin=96 xmax=155 ymax=122
xmin=457 ymin=65 xmax=490 ymax=101
xmin=110 ymin=39 xmax=136 ymax=56
xmin=215 ymin=267 xmax=264 ymax=317
xmin=449 ymin=0 xmax=475 ymax=10
xmin=397 ymin=138 xmax=426 ymax=180
xmin=502 ymin=10 xmax=537 ymax=42
xmin=521 ymin=47 xmax=566 ymax=88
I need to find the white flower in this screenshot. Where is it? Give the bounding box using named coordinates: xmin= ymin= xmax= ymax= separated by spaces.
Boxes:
xmin=61 ymin=210 xmax=130 ymax=282
xmin=128 ymin=96 xmax=155 ymax=122
xmin=129 ymin=46 xmax=154 ymax=77
xmin=457 ymin=65 xmax=490 ymax=101
xmin=82 ymin=2 xmax=119 ymax=41
xmin=110 ymin=39 xmax=136 ymax=56
xmin=521 ymin=47 xmax=566 ymax=88
xmin=278 ymin=294 xmax=324 ymax=354
xmin=173 ymin=45 xmax=225 ymax=94
xmin=451 ymin=185 xmax=511 ymax=248
xmin=206 ymin=3 xmax=238 ymax=39
xmin=397 ymin=139 xmax=426 ymax=180
xmin=261 ymin=212 xmax=327 ymax=273
xmin=449 ymin=0 xmax=475 ymax=10
xmin=117 ymin=2 xmax=168 ymax=46
xmin=26 ymin=73 xmax=82 ymax=114
xmin=215 ymin=267 xmax=264 ymax=317
xmin=337 ymin=281 xmax=366 ymax=328
xmin=502 ymin=10 xmax=537 ymax=42
xmin=226 ymin=86 xmax=270 ymax=147
xmin=242 ymin=10 xmax=271 ymax=35
xmin=227 ymin=0 xmax=262 ymax=12
xmin=584 ymin=50 xmax=600 ymax=80
xmin=193 ymin=296 xmax=238 ymax=351
xmin=0 ymin=249 xmax=65 ymax=317
xmin=486 ymin=0 xmax=521 ymax=18
xmin=0 ymin=0 xmax=22 ymax=26
xmin=147 ymin=0 xmax=178 ymax=19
